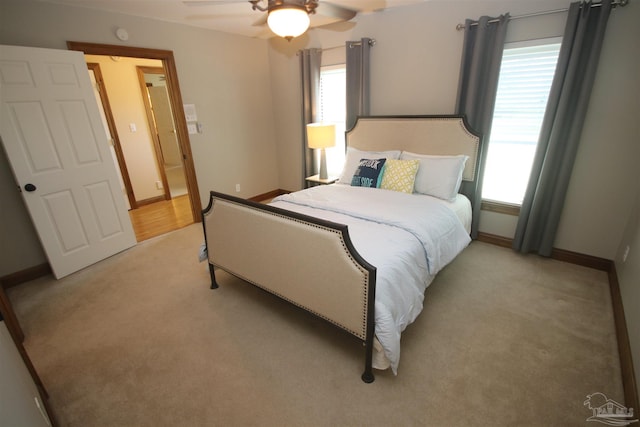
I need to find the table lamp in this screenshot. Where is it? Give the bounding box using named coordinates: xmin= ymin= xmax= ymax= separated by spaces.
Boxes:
xmin=306 ymin=123 xmax=336 ymax=180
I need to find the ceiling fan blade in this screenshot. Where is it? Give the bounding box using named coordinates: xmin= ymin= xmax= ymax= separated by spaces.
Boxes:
xmin=252 ymin=14 xmax=268 ymax=27
xmin=183 ymin=0 xmax=247 ymax=6
xmin=185 ymin=13 xmax=245 ymax=20
xmin=312 ymin=20 xmax=357 ymax=31
xmin=318 ymin=2 xmax=357 ymax=21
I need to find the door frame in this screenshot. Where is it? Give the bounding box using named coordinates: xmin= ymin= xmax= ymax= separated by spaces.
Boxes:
xmin=87 ymin=62 xmax=138 ymax=209
xmin=136 ymin=66 xmax=172 ymax=201
xmin=67 ymin=41 xmax=202 ymax=223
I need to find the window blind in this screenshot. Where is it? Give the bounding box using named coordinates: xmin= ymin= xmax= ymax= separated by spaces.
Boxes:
xmin=319 ymin=65 xmax=346 ymax=175
xmin=483 ymin=42 xmax=561 ymax=204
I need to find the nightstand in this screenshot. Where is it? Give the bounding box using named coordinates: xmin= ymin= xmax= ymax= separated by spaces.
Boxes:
xmin=305 ymin=174 xmax=338 ymax=186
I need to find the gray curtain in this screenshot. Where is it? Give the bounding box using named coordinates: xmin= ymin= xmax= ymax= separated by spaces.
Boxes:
xmin=300 ymin=48 xmax=322 ymax=187
xmin=513 ymin=1 xmax=613 ymax=256
xmin=455 ymin=14 xmax=510 ymax=239
xmin=346 ymin=38 xmax=372 ymax=131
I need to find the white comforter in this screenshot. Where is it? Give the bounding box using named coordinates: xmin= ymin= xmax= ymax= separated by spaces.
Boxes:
xmin=271 ymin=185 xmax=471 ymax=374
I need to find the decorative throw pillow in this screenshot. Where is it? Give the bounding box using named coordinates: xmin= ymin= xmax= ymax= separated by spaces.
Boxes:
xmin=351 ymin=158 xmax=387 ymax=188
xmin=399 ymin=152 xmax=468 ymax=201
xmin=380 ymin=159 xmax=420 ymax=194
xmin=337 ymin=147 xmax=401 ymax=184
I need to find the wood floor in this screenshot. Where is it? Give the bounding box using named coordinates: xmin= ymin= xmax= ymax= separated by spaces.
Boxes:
xmin=129 ymin=194 xmax=194 ymax=242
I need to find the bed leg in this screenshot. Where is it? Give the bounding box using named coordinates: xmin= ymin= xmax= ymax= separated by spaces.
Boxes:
xmin=361 ymin=338 xmax=375 ymax=383
xmin=209 ymin=263 xmax=219 ymax=289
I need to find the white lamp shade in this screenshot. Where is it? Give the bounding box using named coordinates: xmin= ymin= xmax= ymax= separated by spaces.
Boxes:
xmin=267 ymin=7 xmax=310 ymax=39
xmin=306 ymin=123 xmax=336 ymax=149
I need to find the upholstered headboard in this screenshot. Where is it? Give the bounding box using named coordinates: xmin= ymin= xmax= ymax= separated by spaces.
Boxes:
xmin=346 ymin=115 xmax=481 ymax=182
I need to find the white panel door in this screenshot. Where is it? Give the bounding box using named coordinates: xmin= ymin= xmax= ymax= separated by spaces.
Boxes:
xmin=0 ymin=45 xmax=136 ymax=279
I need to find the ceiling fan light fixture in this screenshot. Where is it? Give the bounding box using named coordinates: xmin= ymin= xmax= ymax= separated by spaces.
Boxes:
xmin=267 ymin=5 xmax=310 ymax=41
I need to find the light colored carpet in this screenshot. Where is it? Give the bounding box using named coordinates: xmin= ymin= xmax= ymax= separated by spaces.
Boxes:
xmin=7 ymin=223 xmax=623 ymax=427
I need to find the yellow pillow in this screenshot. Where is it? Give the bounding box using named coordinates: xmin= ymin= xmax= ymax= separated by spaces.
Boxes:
xmin=380 ymin=159 xmax=420 ymax=193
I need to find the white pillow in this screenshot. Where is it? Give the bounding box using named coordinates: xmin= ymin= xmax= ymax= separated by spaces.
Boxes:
xmin=400 ymin=152 xmax=468 ymax=201
xmin=337 ymin=147 xmax=401 ymax=184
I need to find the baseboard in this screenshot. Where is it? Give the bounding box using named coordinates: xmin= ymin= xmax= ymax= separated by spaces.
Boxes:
xmin=476 ymin=232 xmax=512 ymax=248
xmin=550 ymin=247 xmax=613 ymax=272
xmin=136 ymin=195 xmax=167 ymax=207
xmin=476 ymin=232 xmax=613 ymax=271
xmin=608 ymin=266 xmax=639 ymax=413
xmin=0 ymin=284 xmax=58 ymax=425
xmin=0 ymin=285 xmax=25 ymax=342
xmin=248 ymin=189 xmax=290 ymax=203
xmin=0 ymin=263 xmax=52 ymax=289
xmin=477 ymin=231 xmax=637 ymax=412
xmin=0 ymin=263 xmax=51 ymax=343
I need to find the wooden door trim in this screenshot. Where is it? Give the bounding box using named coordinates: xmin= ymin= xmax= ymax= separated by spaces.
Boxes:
xmin=67 ymin=41 xmax=202 ymax=223
xmin=136 ymin=66 xmax=171 ymax=201
xmin=87 ymin=62 xmax=138 ymax=209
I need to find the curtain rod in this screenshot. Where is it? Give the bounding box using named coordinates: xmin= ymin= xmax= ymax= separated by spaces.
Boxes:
xmin=455 ymin=0 xmax=628 ymax=30
xmin=325 ymin=39 xmax=376 ymax=51
xmin=297 ymin=39 xmax=376 ymax=56
xmin=346 ymin=39 xmax=376 ymax=49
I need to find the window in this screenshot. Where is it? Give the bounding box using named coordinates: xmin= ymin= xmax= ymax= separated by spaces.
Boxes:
xmin=318 ymin=64 xmax=346 ymax=176
xmin=482 ymin=39 xmax=561 ymax=205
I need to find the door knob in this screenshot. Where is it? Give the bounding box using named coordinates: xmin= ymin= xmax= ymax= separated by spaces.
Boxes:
xmin=24 ymin=183 xmax=36 ymax=192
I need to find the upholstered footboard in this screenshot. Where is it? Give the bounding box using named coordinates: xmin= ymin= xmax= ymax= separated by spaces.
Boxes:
xmin=202 ymin=191 xmax=377 ymax=383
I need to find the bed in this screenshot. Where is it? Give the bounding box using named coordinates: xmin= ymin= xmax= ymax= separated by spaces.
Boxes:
xmin=202 ymin=115 xmax=482 ymax=383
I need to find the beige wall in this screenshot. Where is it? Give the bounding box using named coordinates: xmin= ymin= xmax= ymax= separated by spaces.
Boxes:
xmin=0 ymin=0 xmax=279 ymax=276
xmin=615 ymin=161 xmax=640 ymax=404
xmin=86 ymin=55 xmax=165 ymax=202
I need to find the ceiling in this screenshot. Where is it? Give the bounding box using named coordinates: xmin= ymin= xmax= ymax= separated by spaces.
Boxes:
xmin=38 ymin=0 xmax=427 ymax=39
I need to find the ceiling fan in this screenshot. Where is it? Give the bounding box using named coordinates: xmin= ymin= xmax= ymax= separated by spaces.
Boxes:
xmin=183 ymin=0 xmax=357 ymax=40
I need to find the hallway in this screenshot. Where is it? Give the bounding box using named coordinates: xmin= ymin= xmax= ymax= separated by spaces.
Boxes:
xmin=128 ymin=195 xmax=194 ymax=241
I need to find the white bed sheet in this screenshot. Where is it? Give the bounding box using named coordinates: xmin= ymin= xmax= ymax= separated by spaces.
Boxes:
xmin=271 ymin=185 xmax=471 ymax=374
xmin=437 ymin=194 xmax=472 ymax=234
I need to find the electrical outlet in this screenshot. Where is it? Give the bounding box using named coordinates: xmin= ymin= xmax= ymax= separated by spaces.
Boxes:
xmin=235 ymin=184 xmax=241 ymax=193
xmin=156 ymin=181 xmax=163 ymax=190
xmin=622 ymin=245 xmax=630 ymax=263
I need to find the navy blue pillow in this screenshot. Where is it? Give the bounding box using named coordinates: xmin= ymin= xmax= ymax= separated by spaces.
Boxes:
xmin=351 ymin=158 xmax=387 ymax=188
